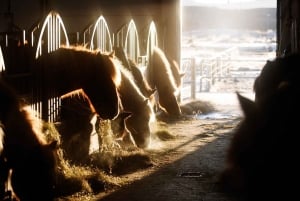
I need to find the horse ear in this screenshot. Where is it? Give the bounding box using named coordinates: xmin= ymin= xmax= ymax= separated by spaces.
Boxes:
xmin=236 ymin=92 xmax=256 ymax=118
xmin=109 ymin=50 xmax=115 ymax=58
xmin=180 ymin=73 xmax=185 ymax=78
xmin=144 ymin=98 xmax=150 ymax=105
xmin=150 ymin=88 xmax=156 ymax=96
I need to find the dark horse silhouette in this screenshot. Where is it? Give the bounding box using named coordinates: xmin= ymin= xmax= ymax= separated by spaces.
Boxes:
xmin=32 ymin=46 xmax=122 ymax=120
xmin=220 ymin=54 xmax=300 ymax=200
xmin=0 ymin=79 xmax=58 ymax=201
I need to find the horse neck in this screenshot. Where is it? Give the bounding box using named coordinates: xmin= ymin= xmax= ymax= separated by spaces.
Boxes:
xmin=151 ymin=51 xmax=177 ymax=92
xmin=119 ymin=73 xmax=147 ymax=111
xmin=5 ymin=107 xmax=44 ymax=149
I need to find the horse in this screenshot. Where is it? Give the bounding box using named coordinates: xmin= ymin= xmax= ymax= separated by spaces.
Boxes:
xmin=145 ymin=46 xmax=182 ymax=117
xmin=0 ymin=79 xmax=58 ymax=201
xmin=32 ymin=46 xmax=122 ymax=120
xmin=57 ymin=89 xmax=97 ymax=165
xmin=127 ymin=59 xmax=156 ymax=98
xmin=114 ymin=46 xmax=155 ymax=98
xmin=219 ymin=87 xmax=300 ymax=199
xmin=114 ymin=60 xmax=156 ymax=148
xmin=110 ymin=111 xmax=132 ymax=139
xmin=166 ymin=53 xmax=185 ymax=90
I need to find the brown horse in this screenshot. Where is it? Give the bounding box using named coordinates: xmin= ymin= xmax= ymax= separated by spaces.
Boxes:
xmin=145 ymin=47 xmax=181 ymax=117
xmin=57 ymin=89 xmax=97 ymax=165
xmin=115 ymin=61 xmax=156 ymax=148
xmin=114 ymin=46 xmax=155 ymax=98
xmin=0 ymin=79 xmax=58 ymax=201
xmin=110 ymin=111 xmax=132 ymax=139
xmin=33 ymin=46 xmax=121 ymax=120
xmin=127 ymin=59 xmax=156 ymax=98
xmin=166 ymin=53 xmax=185 ymax=90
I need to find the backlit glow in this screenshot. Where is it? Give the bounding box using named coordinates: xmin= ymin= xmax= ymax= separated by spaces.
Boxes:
xmin=35 ymin=11 xmax=70 ymax=58
xmin=146 ymin=21 xmax=158 ymax=60
xmin=0 ymin=45 xmax=5 ymax=71
xmin=125 ymin=19 xmax=141 ymax=63
xmin=90 ymin=15 xmax=113 ymax=52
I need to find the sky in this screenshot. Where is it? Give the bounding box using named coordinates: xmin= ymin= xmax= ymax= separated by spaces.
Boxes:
xmin=182 ymin=0 xmax=277 ymax=9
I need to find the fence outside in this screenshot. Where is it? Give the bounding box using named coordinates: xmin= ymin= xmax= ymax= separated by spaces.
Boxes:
xmin=180 ymin=46 xmax=266 ymax=101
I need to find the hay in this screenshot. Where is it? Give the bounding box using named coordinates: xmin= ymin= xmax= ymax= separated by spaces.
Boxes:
xmin=154 ymin=130 xmax=176 ymax=141
xmin=180 ymin=100 xmax=216 ymax=115
xmin=43 ymin=119 xmax=153 ymax=198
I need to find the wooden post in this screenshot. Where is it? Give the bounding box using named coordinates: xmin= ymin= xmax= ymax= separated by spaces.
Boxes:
xmin=191 ymin=57 xmax=196 ymax=99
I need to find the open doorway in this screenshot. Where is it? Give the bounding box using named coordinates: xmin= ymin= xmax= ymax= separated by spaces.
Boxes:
xmin=180 ymin=0 xmax=277 ymax=116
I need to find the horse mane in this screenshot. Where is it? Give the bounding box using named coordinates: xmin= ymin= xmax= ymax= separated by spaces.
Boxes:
xmin=60 ymin=89 xmax=96 ymax=114
xmin=119 ymin=62 xmax=147 ymax=101
xmin=106 ymin=52 xmax=122 ymax=88
xmin=0 ymin=79 xmax=48 ymax=146
xmin=119 ymin=63 xmax=156 ymax=120
xmin=20 ymin=105 xmax=48 ymax=145
xmin=60 ymin=44 xmax=98 ymax=54
xmin=58 ymin=45 xmax=122 ymax=89
xmin=151 ymin=47 xmax=178 ymax=92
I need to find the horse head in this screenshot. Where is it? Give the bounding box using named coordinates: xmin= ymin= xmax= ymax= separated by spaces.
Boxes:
xmin=125 ymin=99 xmax=155 ymax=148
xmin=83 ymin=51 xmax=121 ymax=120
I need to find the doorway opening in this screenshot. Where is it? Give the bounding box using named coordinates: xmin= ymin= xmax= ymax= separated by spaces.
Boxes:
xmin=180 ymin=0 xmax=277 ymax=115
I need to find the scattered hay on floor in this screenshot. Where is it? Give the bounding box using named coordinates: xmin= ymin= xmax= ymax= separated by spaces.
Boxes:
xmin=155 ymin=99 xmax=216 ymax=123
xmin=89 ymin=148 xmax=153 ymax=175
xmin=180 ymin=99 xmax=216 ymax=115
xmin=154 ymin=130 xmax=176 ymax=141
xmin=43 ymin=120 xmax=154 ymax=199
xmin=110 ymin=151 xmax=153 ymax=175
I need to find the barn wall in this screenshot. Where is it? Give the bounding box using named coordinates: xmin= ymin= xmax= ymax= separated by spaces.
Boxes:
xmin=0 ymin=0 xmax=181 ymax=65
xmin=277 ymin=0 xmax=300 ymax=55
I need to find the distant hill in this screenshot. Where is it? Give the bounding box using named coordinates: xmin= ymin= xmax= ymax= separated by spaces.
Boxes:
xmin=182 ymin=6 xmax=276 ymax=31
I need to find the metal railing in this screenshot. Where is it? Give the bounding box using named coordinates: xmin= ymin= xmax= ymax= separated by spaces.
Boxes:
xmin=0 ymin=45 xmax=5 ymax=72
xmin=180 ymin=46 xmax=240 ymax=101
xmin=1 ymin=12 xmax=159 ymax=122
xmin=88 ymin=15 xmax=113 ymax=52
